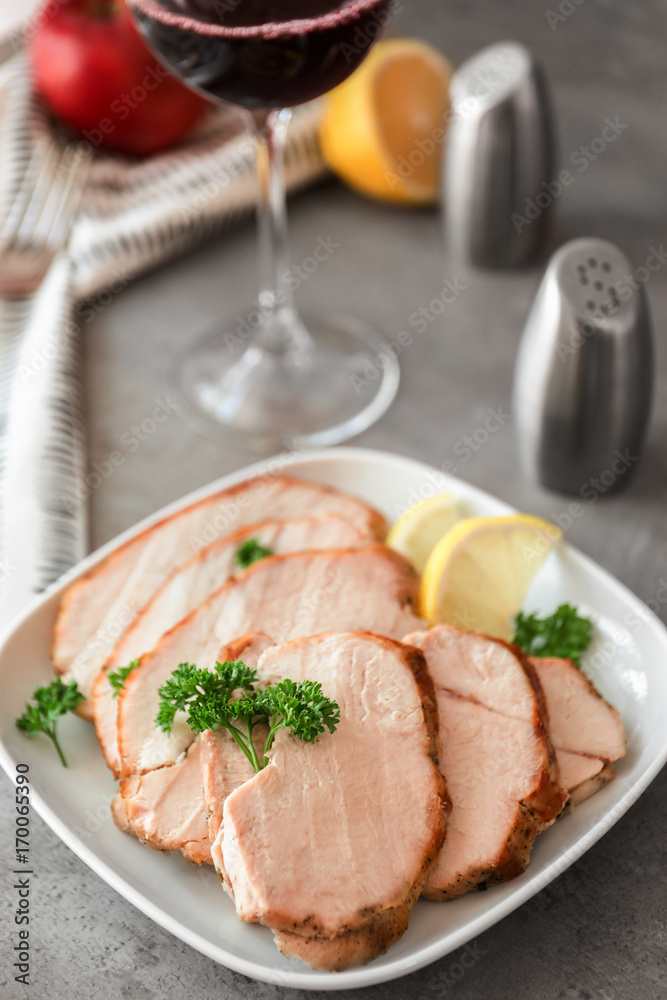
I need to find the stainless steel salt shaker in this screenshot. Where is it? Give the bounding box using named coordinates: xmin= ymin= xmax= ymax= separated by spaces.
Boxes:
xmin=444 ymin=41 xmax=555 ymax=268
xmin=513 ymin=237 xmax=654 ymax=495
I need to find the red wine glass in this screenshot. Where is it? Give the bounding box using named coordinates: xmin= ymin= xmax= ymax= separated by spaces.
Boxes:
xmin=128 ymin=0 xmax=398 ymax=451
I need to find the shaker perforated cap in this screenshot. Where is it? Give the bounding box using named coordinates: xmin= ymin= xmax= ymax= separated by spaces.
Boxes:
xmin=513 ymin=237 xmax=654 ymax=495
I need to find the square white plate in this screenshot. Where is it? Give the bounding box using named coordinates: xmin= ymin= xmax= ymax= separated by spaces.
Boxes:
xmin=1 ymin=447 xmax=665 ymax=991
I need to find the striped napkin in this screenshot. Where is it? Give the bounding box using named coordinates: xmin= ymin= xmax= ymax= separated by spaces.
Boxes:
xmin=0 ymin=56 xmax=326 ymax=630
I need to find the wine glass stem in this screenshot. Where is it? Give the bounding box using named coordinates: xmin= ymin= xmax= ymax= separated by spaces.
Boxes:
xmin=251 ymin=108 xmax=309 ymax=356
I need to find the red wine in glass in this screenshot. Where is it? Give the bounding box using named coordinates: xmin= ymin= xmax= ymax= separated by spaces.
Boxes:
xmin=132 ymin=0 xmax=391 ymax=107
xmin=128 ymin=0 xmax=399 ymax=451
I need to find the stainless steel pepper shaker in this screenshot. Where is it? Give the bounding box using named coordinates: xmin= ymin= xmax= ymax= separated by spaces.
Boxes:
xmin=513 ymin=237 xmax=654 ymax=495
xmin=443 ymin=41 xmax=555 ymax=268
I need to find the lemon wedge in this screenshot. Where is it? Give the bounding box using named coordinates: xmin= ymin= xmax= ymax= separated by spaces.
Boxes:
xmin=320 ymin=39 xmax=454 ymax=205
xmin=420 ymin=515 xmax=562 ymax=638
xmin=387 ymin=494 xmax=466 ymax=572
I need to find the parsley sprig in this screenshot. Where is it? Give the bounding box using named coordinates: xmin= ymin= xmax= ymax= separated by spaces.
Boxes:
xmin=15 ymin=678 xmax=84 ymax=767
xmin=513 ymin=603 xmax=593 ymax=666
xmin=157 ymin=660 xmax=340 ymax=773
xmin=108 ymin=659 xmax=139 ymax=697
xmin=235 ymin=538 xmax=273 ymax=569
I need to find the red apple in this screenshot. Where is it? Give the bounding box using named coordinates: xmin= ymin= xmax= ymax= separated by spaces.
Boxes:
xmin=28 ymin=0 xmax=208 ymax=156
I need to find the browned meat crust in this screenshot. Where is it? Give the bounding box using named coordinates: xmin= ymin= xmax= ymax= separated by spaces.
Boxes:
xmin=274 ymin=904 xmax=413 ymax=972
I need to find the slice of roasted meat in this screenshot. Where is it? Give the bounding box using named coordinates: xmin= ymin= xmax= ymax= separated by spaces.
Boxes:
xmin=530 ymin=656 xmax=626 ymax=805
xmin=217 ymin=632 xmax=448 ymax=971
xmin=404 ymin=625 xmax=566 ymax=899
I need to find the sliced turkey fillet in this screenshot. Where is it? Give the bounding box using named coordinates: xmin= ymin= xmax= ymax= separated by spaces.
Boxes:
xmin=119 ymin=740 xmax=212 ymax=864
xmin=200 ymin=633 xmax=276 ymax=860
xmin=218 ymin=632 xmax=448 ymax=971
xmin=568 ymin=764 xmax=616 ymax=806
xmin=530 ymin=656 xmax=626 ymax=759
xmin=404 ymin=625 xmax=566 ymax=899
xmin=53 ymin=475 xmax=385 ymax=715
xmin=118 ymin=545 xmax=424 ymax=779
xmin=114 ymin=633 xmax=274 ymax=863
xmin=200 ymin=728 xmax=268 ymax=868
xmin=405 ymin=624 xmax=542 ymax=722
xmin=556 ymin=749 xmax=604 ymax=789
xmin=216 ymin=631 xmax=275 ymax=673
xmin=428 ymin=692 xmax=560 ymax=897
xmin=530 ymin=656 xmax=626 ymax=804
xmin=93 ymin=515 xmax=366 ymax=776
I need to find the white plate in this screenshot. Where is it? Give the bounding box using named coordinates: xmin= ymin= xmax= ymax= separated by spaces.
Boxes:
xmin=1 ymin=447 xmax=666 ymax=991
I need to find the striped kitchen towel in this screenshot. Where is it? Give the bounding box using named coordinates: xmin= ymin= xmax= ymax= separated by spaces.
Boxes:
xmin=0 ymin=55 xmax=326 ymax=629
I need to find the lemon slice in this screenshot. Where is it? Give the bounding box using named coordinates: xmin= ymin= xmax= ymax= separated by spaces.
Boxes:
xmin=387 ymin=494 xmax=466 ymax=572
xmin=320 ymin=39 xmax=454 ymax=205
xmin=420 ymin=515 xmax=562 ymax=638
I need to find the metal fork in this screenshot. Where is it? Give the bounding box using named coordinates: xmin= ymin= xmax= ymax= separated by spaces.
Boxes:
xmin=0 ymin=137 xmax=92 ymax=297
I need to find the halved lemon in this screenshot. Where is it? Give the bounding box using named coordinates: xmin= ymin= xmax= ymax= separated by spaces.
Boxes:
xmin=420 ymin=515 xmax=562 ymax=638
xmin=387 ymin=494 xmax=466 ymax=573
xmin=320 ymin=39 xmax=454 ymax=205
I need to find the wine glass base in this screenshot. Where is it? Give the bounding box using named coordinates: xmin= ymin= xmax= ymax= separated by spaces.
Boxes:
xmin=171 ymin=311 xmax=400 ymax=453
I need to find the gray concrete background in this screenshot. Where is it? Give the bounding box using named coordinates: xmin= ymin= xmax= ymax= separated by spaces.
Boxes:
xmin=2 ymin=0 xmax=667 ymax=997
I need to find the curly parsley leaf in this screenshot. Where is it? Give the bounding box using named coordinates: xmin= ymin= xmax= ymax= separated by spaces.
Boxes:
xmin=108 ymin=659 xmax=140 ymax=697
xmin=513 ymin=603 xmax=593 ymax=666
xmin=256 ymin=678 xmax=340 ymax=745
xmin=15 ymin=678 xmax=85 ymax=767
xmin=235 ymin=538 xmax=273 ymax=569
xmin=156 ymin=660 xmax=258 ymax=734
xmin=156 ymin=660 xmax=339 ymax=772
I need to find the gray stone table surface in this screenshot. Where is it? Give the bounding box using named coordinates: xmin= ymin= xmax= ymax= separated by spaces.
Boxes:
xmin=2 ymin=0 xmax=667 ymax=997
